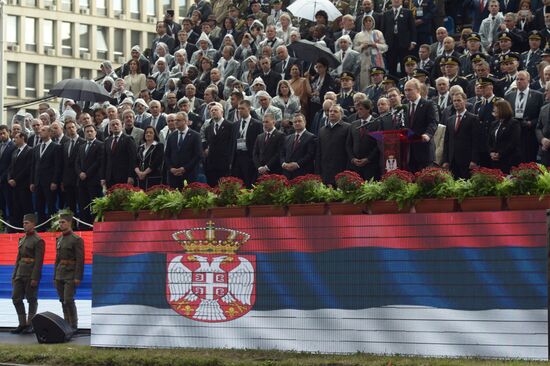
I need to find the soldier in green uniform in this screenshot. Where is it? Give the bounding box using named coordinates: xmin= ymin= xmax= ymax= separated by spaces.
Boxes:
xmin=54 ymin=213 xmax=84 ymax=331
xmin=11 ymin=213 xmax=45 ymax=334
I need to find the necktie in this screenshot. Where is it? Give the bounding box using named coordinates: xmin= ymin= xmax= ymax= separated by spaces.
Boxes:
xmin=68 ymin=139 xmax=75 ymax=156
xmin=214 ymin=122 xmax=219 ymax=134
xmin=480 ymin=0 xmax=485 ymax=12
xmin=85 ymin=141 xmax=92 ymax=154
xmin=0 ymin=143 xmax=5 ymax=158
xmin=455 ymin=113 xmax=462 ymax=131
xmin=265 ymin=132 xmax=271 ymax=143
xmin=40 ymin=143 xmax=46 ymax=156
xmin=292 ymin=133 xmax=299 ymax=151
xmin=112 ymin=135 xmax=119 ymax=151
xmin=342 ymin=50 xmax=346 ymax=62
xmin=360 ymin=122 xmax=366 ymax=137
xmin=409 ymin=103 xmax=416 ymax=126
xmin=439 ymin=95 xmax=444 ymax=108
xmin=519 ymin=91 xmax=525 ymax=102
xmin=16 ymin=148 xmax=22 ymax=159
xmin=178 ymin=131 xmax=185 ymax=148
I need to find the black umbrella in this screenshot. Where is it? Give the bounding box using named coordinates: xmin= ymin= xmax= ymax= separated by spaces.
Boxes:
xmin=49 ymin=78 xmax=111 ymax=103
xmin=287 ymin=40 xmax=340 ymax=69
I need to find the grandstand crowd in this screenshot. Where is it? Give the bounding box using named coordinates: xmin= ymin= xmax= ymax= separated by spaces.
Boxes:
xmin=3 ymin=0 xmax=550 ymax=229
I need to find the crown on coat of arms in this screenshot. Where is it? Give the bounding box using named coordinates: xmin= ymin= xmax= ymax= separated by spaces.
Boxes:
xmin=172 ymin=221 xmax=250 ymax=254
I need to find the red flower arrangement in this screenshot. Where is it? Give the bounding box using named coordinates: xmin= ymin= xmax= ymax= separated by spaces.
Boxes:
xmin=215 ymin=176 xmax=245 ymax=206
xmin=289 ymin=174 xmax=336 ymax=204
xmin=463 ymin=167 xmax=506 ymax=197
xmin=381 ymin=169 xmax=415 ymax=183
xmin=507 ymin=163 xmax=545 ymax=195
xmin=106 ymin=183 xmax=142 ymax=195
xmin=248 ymin=174 xmax=289 ymax=206
xmin=414 ymin=167 xmax=455 ymax=198
xmin=335 ymin=171 xmax=364 ymax=192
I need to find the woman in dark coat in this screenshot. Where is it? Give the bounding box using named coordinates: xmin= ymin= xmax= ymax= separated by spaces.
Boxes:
xmin=135 ymin=126 xmax=164 ymax=189
xmin=487 ymin=99 xmax=521 ymax=173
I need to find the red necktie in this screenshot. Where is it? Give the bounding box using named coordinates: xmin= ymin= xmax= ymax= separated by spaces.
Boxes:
xmin=264 ymin=132 xmax=271 ymax=143
xmin=292 ymin=133 xmax=299 ymax=151
xmin=455 ymin=113 xmax=462 ymax=131
xmin=480 ymin=0 xmax=485 ymax=12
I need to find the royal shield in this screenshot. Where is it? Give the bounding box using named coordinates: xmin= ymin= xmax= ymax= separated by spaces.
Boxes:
xmin=166 ymin=253 xmax=256 ymax=322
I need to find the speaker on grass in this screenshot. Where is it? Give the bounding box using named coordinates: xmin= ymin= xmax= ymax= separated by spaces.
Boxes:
xmin=32 ymin=311 xmax=74 ymax=343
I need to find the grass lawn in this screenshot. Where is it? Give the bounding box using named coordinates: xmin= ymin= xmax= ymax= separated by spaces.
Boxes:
xmin=0 ymin=345 xmax=548 ymax=366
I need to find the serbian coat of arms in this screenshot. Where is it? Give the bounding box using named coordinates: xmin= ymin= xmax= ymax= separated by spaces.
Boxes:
xmin=166 ymin=221 xmax=256 ymax=322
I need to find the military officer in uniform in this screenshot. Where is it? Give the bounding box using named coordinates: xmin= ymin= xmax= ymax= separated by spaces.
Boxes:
xmin=54 ymin=213 xmax=84 ymax=331
xmin=412 ymin=68 xmax=437 ymax=98
xmin=11 ymin=213 xmax=44 ymax=334
xmin=499 ymin=52 xmax=521 ymax=94
xmin=364 ymin=67 xmax=386 ymax=104
xmin=445 ymin=55 xmax=472 ymax=96
xmin=336 ymin=72 xmax=356 ymax=117
xmin=398 ymin=56 xmax=419 ymax=92
xmin=522 ymin=31 xmax=543 ymax=80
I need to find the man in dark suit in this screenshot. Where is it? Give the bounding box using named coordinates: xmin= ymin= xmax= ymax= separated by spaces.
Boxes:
xmin=204 ymin=103 xmax=234 ymax=186
xmin=28 ymin=119 xmax=42 ymax=148
xmin=382 ymin=0 xmax=417 ymax=77
xmin=60 ymin=120 xmax=85 ymax=216
xmin=253 ymin=112 xmax=285 ymax=177
xmin=76 ymin=125 xmax=104 ymax=226
xmin=280 ymin=114 xmax=317 ymax=179
xmin=231 ymin=100 xmax=263 ymax=187
xmin=151 ymin=21 xmax=176 ymax=60
xmin=0 ymin=125 xmax=15 ymax=224
xmin=7 ymin=132 xmax=32 ymax=229
xmin=442 ymin=91 xmax=480 ymax=179
xmin=142 ymin=100 xmax=167 ymax=134
xmin=255 ymin=56 xmax=282 ymax=97
xmin=504 ymin=70 xmax=545 ymax=162
xmin=403 ymin=78 xmax=438 ymax=172
xmin=50 ymin=121 xmax=69 ymax=145
xmin=30 ymin=125 xmax=62 ymax=229
xmin=273 ymin=45 xmax=300 ymax=80
xmin=164 ymin=112 xmax=203 ymax=189
xmin=355 ymin=0 xmax=383 ymax=31
xmin=316 ymin=104 xmax=351 ymax=185
xmin=101 ymin=119 xmax=137 ymax=189
xmin=346 ymin=100 xmax=381 ymax=180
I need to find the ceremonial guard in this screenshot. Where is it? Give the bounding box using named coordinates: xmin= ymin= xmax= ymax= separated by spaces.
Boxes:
xmin=11 ymin=214 xmax=44 ymax=334
xmin=54 ymin=213 xmax=84 ymax=331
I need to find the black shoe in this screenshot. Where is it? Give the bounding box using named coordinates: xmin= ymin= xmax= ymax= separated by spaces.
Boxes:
xmin=10 ymin=325 xmax=27 ymax=334
xmin=22 ymin=326 xmax=34 ymax=334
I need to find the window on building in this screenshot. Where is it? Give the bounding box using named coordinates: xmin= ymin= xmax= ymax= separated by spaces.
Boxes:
xmin=25 ymin=63 xmax=37 ymax=98
xmin=61 ymin=0 xmax=72 ymax=11
xmin=79 ymin=24 xmax=90 ymax=53
xmin=7 ymin=62 xmax=19 ymax=97
xmin=25 ymin=17 xmax=37 ymax=52
xmin=96 ymin=26 xmax=108 ymax=60
xmin=114 ymin=28 xmax=124 ymax=58
xmin=80 ymin=69 xmax=92 ymax=80
xmin=62 ymin=67 xmax=74 ymax=80
xmin=43 ymin=0 xmax=55 ymax=8
xmin=61 ymin=22 xmax=73 ymax=56
xmin=146 ymin=1 xmax=156 ymax=16
xmin=44 ymin=65 xmax=56 ymax=93
xmin=80 ymin=0 xmax=89 ymax=11
xmin=7 ymin=16 xmax=18 ymax=45
xmin=96 ymin=0 xmax=106 ymax=15
xmin=23 ymin=0 xmax=37 ymax=6
xmin=130 ymin=0 xmax=140 ymax=19
xmin=43 ymin=20 xmax=54 ymax=52
xmin=148 ymin=33 xmax=156 ymax=49
xmin=113 ymin=0 xmax=123 ymax=15
xmin=179 ymin=3 xmax=186 ymax=18
xmin=162 ymin=0 xmax=171 ymax=14
xmin=131 ymin=31 xmax=141 ymax=49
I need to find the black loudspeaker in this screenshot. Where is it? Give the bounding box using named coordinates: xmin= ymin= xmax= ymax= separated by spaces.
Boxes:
xmin=32 ymin=311 xmax=74 ymax=343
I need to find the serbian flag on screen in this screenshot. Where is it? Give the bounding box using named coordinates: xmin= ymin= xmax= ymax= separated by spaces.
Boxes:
xmin=93 ymin=212 xmax=547 ymax=314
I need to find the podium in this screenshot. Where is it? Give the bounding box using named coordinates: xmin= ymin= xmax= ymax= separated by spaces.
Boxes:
xmin=369 ymin=129 xmax=421 ymax=172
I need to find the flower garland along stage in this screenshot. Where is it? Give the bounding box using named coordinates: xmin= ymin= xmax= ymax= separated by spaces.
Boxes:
xmin=92 ymin=163 xmax=550 ymax=220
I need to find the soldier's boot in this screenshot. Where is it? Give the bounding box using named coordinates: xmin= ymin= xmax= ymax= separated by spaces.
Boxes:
xmin=62 ymin=304 xmax=71 ymax=325
xmin=22 ymin=302 xmax=37 ymax=334
xmin=10 ymin=313 xmax=27 ymax=334
xmin=68 ymin=302 xmax=78 ymax=331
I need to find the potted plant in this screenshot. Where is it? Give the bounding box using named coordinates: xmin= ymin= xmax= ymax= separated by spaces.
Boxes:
xmin=329 ymin=170 xmax=366 ymax=215
xmin=457 ymin=167 xmax=505 ymax=211
xmin=148 ymin=188 xmax=186 ymax=218
xmin=91 ymin=183 xmax=141 ymax=221
xmin=136 ymin=185 xmax=178 ymax=220
xmin=287 ymin=174 xmax=336 ymax=216
xmin=245 ymin=174 xmax=289 ymax=217
xmin=368 ymin=170 xmax=417 ymax=214
xmin=414 ymin=167 xmax=459 ymax=213
xmin=211 ymin=177 xmax=248 ymax=218
xmin=499 ymin=163 xmax=550 ymax=210
xmin=178 ymin=182 xmax=215 ymax=219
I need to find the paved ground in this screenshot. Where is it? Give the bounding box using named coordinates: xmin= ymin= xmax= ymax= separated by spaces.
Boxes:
xmin=0 ymin=329 xmax=90 ymax=346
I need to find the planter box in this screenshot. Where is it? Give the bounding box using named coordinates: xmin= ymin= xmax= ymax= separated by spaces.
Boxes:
xmin=368 ymin=201 xmax=411 ymax=215
xmin=103 ymin=211 xmax=135 ymax=222
xmin=414 ymin=198 xmax=458 ymax=213
xmin=506 ymin=195 xmax=550 ymax=210
xmin=210 ymin=206 xmax=248 ymax=218
xmin=287 ymin=203 xmax=327 ymax=216
xmin=176 ymin=208 xmax=209 ymax=219
xmin=327 ymin=202 xmax=366 ymax=215
xmin=248 ymin=205 xmax=287 ymax=217
xmin=136 ymin=210 xmax=173 ymax=221
xmin=460 ymin=196 xmax=504 ymax=212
